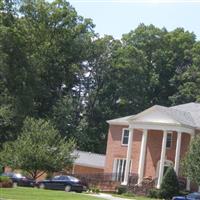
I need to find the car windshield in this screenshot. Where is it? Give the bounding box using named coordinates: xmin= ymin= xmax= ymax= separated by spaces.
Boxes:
xmin=67 ymin=176 xmax=79 ymax=182
xmin=187 ymin=193 xmax=200 ymax=199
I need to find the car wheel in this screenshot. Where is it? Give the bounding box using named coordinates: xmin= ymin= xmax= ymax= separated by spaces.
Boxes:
xmin=39 ymin=183 xmax=45 ymax=189
xmin=64 ymin=185 xmax=71 ymax=192
xmin=13 ymin=182 xmax=18 ymax=188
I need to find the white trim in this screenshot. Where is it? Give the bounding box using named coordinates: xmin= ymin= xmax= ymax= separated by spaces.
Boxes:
xmin=122 ymin=127 xmax=134 ymax=185
xmin=156 ymin=159 xmax=174 ymax=178
xmin=112 ymin=158 xmax=132 ymax=182
xmin=121 ymin=128 xmax=129 ymax=146
xmin=129 ymin=122 xmax=195 ymax=134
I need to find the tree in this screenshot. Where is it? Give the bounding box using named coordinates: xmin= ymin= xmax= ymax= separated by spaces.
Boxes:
xmin=0 ymin=117 xmax=76 ymax=179
xmin=182 ymin=135 xmax=200 ymax=186
xmin=160 ymin=167 xmax=179 ymax=199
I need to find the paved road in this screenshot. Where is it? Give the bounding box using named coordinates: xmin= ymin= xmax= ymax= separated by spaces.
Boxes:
xmin=88 ymin=193 xmax=133 ymax=200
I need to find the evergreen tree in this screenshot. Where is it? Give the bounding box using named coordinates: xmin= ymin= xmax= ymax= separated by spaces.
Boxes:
xmin=160 ymin=167 xmax=179 ymax=199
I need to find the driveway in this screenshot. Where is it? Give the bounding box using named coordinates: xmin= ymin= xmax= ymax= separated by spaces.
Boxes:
xmin=88 ymin=193 xmax=133 ymax=200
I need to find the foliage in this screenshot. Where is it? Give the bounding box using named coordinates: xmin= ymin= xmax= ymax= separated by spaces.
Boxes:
xmin=0 ymin=0 xmax=200 ymax=154
xmin=160 ymin=167 xmax=179 ymax=199
xmin=147 ymin=188 xmax=161 ymax=199
xmin=0 ymin=163 xmax=3 ymax=174
xmin=182 ymin=135 xmax=200 ymax=185
xmin=116 ymin=185 xmax=127 ymax=194
xmin=0 ymin=117 xmax=76 ymax=179
xmin=0 ymin=176 xmax=10 ymax=182
xmin=0 ymin=176 xmax=13 ymax=188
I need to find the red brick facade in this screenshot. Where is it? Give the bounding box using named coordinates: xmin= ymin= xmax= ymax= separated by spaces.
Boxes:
xmin=104 ymin=125 xmax=191 ymax=179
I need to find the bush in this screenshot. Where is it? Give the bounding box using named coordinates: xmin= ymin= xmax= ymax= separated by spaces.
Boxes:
xmin=0 ymin=176 xmax=13 ymax=188
xmin=116 ymin=185 xmax=127 ymax=194
xmin=148 ymin=188 xmax=161 ymax=199
xmin=89 ymin=186 xmax=100 ymax=193
xmin=0 ymin=176 xmax=10 ymax=182
xmin=0 ymin=164 xmax=3 ymax=174
xmin=160 ymin=167 xmax=179 ymax=199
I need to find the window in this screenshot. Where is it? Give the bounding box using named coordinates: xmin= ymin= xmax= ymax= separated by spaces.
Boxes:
xmin=121 ymin=129 xmax=129 ymax=145
xmin=166 ymin=132 xmax=173 ymax=148
xmin=112 ymin=158 xmax=132 ymax=181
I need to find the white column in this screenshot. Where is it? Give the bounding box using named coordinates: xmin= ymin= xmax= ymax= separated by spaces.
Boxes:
xmin=122 ymin=127 xmax=133 ymax=185
xmin=156 ymin=130 xmax=167 ymax=189
xmin=186 ymin=134 xmax=194 ymax=191
xmin=137 ymin=129 xmax=148 ymax=185
xmin=174 ymin=131 xmax=182 ymax=175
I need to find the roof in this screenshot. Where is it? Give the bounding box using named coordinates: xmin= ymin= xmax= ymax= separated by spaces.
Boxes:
xmin=72 ymin=150 xmax=105 ymax=169
xmin=106 ymin=115 xmax=134 ymax=125
xmin=171 ymin=103 xmax=200 ymax=128
xmin=107 ymin=102 xmax=200 ymax=129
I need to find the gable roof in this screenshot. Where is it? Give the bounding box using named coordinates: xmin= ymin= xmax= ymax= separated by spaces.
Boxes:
xmin=72 ymin=150 xmax=105 ymax=169
xmin=107 ymin=102 xmax=199 ymax=129
xmin=171 ymin=103 xmax=200 ymax=128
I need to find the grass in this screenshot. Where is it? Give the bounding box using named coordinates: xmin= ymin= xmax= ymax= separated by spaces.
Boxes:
xmin=0 ymin=187 xmax=105 ymax=200
xmin=112 ymin=193 xmax=157 ymax=200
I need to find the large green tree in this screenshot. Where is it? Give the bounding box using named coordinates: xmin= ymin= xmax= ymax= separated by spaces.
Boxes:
xmin=0 ymin=117 xmax=76 ymax=179
xmin=0 ymin=0 xmax=94 ymax=146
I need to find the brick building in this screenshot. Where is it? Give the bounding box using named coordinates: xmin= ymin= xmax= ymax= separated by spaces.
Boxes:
xmin=104 ymin=103 xmax=200 ymax=190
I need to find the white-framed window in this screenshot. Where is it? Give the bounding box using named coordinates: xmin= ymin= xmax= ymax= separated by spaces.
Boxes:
xmin=121 ymin=128 xmax=129 ymax=146
xmin=166 ymin=132 xmax=173 ymax=148
xmin=112 ymin=158 xmax=132 ymax=182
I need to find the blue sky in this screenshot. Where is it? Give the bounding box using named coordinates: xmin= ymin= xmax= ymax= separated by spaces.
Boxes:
xmin=68 ymin=0 xmax=200 ymax=39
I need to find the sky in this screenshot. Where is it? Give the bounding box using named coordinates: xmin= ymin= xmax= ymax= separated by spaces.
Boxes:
xmin=68 ymin=0 xmax=200 ymax=40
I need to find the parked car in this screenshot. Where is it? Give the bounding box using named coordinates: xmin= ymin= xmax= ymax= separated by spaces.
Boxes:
xmin=173 ymin=192 xmax=200 ymax=200
xmin=1 ymin=172 xmax=35 ymax=187
xmin=36 ymin=175 xmax=87 ymax=192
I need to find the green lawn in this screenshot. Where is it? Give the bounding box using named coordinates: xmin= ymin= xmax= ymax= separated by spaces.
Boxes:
xmin=112 ymin=193 xmax=157 ymax=200
xmin=0 ymin=187 xmax=105 ymax=200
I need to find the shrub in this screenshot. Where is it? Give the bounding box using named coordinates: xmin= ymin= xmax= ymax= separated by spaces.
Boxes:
xmin=0 ymin=176 xmax=13 ymax=188
xmin=89 ymin=186 xmax=100 ymax=193
xmin=0 ymin=176 xmax=10 ymax=182
xmin=116 ymin=185 xmax=127 ymax=194
xmin=0 ymin=164 xmax=3 ymax=174
xmin=148 ymin=188 xmax=161 ymax=199
xmin=160 ymin=167 xmax=179 ymax=199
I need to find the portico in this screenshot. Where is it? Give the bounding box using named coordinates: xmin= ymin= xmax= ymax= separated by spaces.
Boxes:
xmin=121 ymin=105 xmax=195 ymax=188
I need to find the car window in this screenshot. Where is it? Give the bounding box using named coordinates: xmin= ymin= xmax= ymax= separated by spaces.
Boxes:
xmin=13 ymin=173 xmax=23 ymax=178
xmin=52 ymin=176 xmax=61 ymax=180
xmin=67 ymin=176 xmax=79 ymax=182
xmin=63 ymin=176 xmax=70 ymax=180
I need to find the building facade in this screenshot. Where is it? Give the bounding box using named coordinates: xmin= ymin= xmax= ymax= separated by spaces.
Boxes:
xmin=104 ymin=103 xmax=200 ymax=190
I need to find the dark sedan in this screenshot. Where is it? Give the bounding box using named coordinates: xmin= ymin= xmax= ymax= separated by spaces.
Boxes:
xmin=1 ymin=172 xmax=35 ymax=187
xmin=173 ymin=192 xmax=200 ymax=200
xmin=37 ymin=175 xmax=87 ymax=192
